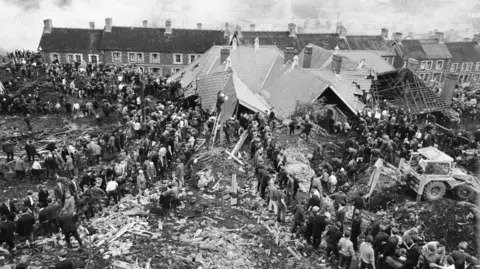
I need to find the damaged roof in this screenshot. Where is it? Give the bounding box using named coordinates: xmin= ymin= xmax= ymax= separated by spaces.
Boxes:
xmin=396 ymin=39 xmax=452 ymax=60
xmin=328 ymin=50 xmax=395 ymax=73
xmin=345 ymin=35 xmax=390 ymax=51
xmin=196 ymin=71 xmax=231 ymax=111
xmin=38 ymin=28 xmax=103 ymax=53
xmin=297 ymin=44 xmax=361 ymax=69
xmin=444 ymin=41 xmax=480 ymax=63
xmin=99 ymin=27 xmax=227 ymax=53
xmin=237 ymin=31 xmax=301 ymax=52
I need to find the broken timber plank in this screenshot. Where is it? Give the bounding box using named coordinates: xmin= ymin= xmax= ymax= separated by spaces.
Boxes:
xmin=108 ymin=222 xmax=135 ymax=244
xmin=194 ymin=140 xmax=206 ymax=152
xmin=224 ymin=150 xmax=244 ymax=165
xmin=228 ymin=130 xmax=248 ymax=159
xmin=287 ymin=247 xmax=302 ymax=260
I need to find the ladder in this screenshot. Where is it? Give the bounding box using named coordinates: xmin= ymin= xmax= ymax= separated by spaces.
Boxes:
xmin=210 ymin=112 xmax=222 ymax=148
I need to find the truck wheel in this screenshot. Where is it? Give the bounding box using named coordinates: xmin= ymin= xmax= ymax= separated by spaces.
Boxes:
xmin=456 ymin=185 xmax=475 ymax=200
xmin=423 ymin=182 xmax=446 ymax=201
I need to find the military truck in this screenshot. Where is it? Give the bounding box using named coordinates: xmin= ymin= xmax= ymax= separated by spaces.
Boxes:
xmin=398 ymin=147 xmax=480 ymax=201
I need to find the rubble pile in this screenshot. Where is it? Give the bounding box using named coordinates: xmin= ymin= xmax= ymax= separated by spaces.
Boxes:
xmin=281 ymin=146 xmax=314 ymax=193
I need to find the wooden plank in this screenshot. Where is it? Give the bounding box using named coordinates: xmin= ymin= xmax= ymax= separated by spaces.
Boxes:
xmin=287 ymin=247 xmax=302 ymax=260
xmin=228 ymin=130 xmax=248 ymax=160
xmin=224 ymin=150 xmax=244 ymax=166
xmin=108 ymin=222 xmax=135 ymax=245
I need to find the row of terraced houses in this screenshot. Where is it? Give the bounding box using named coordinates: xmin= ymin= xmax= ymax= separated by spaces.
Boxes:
xmin=39 ymin=18 xmax=480 ymax=85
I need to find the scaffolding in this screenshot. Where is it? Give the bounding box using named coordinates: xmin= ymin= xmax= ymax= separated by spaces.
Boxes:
xmin=369 ymin=68 xmax=449 ymax=114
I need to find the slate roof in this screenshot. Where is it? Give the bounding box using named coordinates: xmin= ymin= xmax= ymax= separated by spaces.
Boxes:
xmin=309 ymin=68 xmax=370 ymax=113
xmin=444 ymin=42 xmax=480 ymax=63
xmin=237 ymin=31 xmax=301 ymax=52
xmin=38 ymin=28 xmax=103 ymax=53
xmin=297 ymin=34 xmax=349 ymax=50
xmin=297 ymin=44 xmax=361 ymax=69
xmin=345 ymin=36 xmax=389 ymax=51
xmin=196 ymin=71 xmax=231 ymax=112
xmin=100 ymin=27 xmax=227 ymax=53
xmin=260 ymin=58 xmax=331 ymax=118
xmin=328 ymin=50 xmax=395 ymax=73
xmin=397 ymin=39 xmax=452 ymax=60
xmin=172 ymin=45 xmax=283 ymax=94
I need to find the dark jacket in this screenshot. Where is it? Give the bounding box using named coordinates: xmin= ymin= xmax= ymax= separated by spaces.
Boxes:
xmin=2 ymin=142 xmax=13 ymax=153
xmin=55 ymin=260 xmax=74 ymax=269
xmin=312 ymin=214 xmax=328 ymax=236
xmin=326 ymin=226 xmax=343 ymax=245
xmin=0 ymin=220 xmax=16 ymax=242
xmin=25 ymin=144 xmax=36 ymax=155
xmin=351 ymin=215 xmax=362 ymax=236
xmin=0 ymin=202 xmax=18 ymax=218
xmin=382 ymin=236 xmax=399 ymax=257
xmin=59 ymin=213 xmax=77 ymax=233
xmin=16 ymin=213 xmax=35 ymax=236
xmin=373 ymin=231 xmax=390 ymax=253
xmin=38 ymin=190 xmax=49 ymax=204
xmin=404 ymin=243 xmax=422 ymax=266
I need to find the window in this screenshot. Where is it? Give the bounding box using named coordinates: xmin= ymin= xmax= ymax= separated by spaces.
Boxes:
xmin=465 ymin=74 xmax=470 ymax=82
xmin=459 ymin=75 xmax=464 ymax=83
xmin=75 ymin=54 xmax=82 ymax=63
xmin=461 ymin=63 xmax=467 ymax=72
xmin=420 ymin=61 xmax=427 ymax=69
xmin=128 ymin=53 xmax=136 ymax=62
xmin=112 ymin=52 xmax=121 ymax=62
xmin=450 ymin=63 xmax=458 ymax=72
xmin=173 ymin=54 xmax=183 ymax=64
xmin=136 ymin=53 xmax=144 ymax=62
xmin=476 ymin=62 xmax=480 ymax=71
xmin=149 ymin=67 xmax=161 ymax=74
xmin=188 ymin=54 xmax=199 ymax=64
xmin=433 ymin=73 xmax=441 ymax=81
xmin=467 ymin=62 xmax=473 ymax=71
xmin=435 ymin=60 xmax=444 ymax=70
xmin=89 ymin=54 xmax=98 ymax=64
xmin=418 ymin=73 xmax=425 ymax=81
xmin=171 ymin=68 xmax=181 ymax=74
xmin=150 ymin=53 xmax=160 ymax=63
xmin=67 ymin=54 xmax=74 ymax=63
xmin=423 ymin=73 xmax=429 ymax=82
xmin=426 ymin=61 xmax=433 ymax=70
xmin=51 ymin=53 xmax=59 ymax=62
xmin=473 ymin=74 xmax=479 ymax=82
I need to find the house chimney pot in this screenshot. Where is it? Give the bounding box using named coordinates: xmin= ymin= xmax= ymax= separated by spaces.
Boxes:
xmin=473 ymin=34 xmax=480 ymax=44
xmin=393 ymin=32 xmax=403 ymax=44
xmin=332 ymin=54 xmax=343 ymax=74
xmin=406 ymin=58 xmax=419 ymax=72
xmin=288 ymin=23 xmax=296 ymax=37
xmin=89 ymin=22 xmax=95 ymax=29
xmin=165 ymin=19 xmax=172 ymax=35
xmin=197 ymin=23 xmax=202 ymax=30
xmin=381 ymin=28 xmax=389 ymax=40
xmin=303 ymin=45 xmax=313 ymax=69
xmin=105 ymin=18 xmax=112 ymax=32
xmin=441 ymin=73 xmax=458 ymax=105
xmin=336 ymin=25 xmax=347 ymax=38
xmin=143 ymin=20 xmax=148 ymax=28
xmin=224 ymin=22 xmax=230 ymax=38
xmin=284 ymin=47 xmax=295 ymax=64
xmin=43 ymin=19 xmax=52 ymax=34
xmin=250 ymin=24 xmax=255 ymax=31
xmin=435 ymin=32 xmax=445 ymax=43
xmin=220 ymin=48 xmax=230 ymax=64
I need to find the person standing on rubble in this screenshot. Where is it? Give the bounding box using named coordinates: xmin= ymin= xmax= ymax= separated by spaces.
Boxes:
xmin=351 ymin=210 xmax=363 ymax=252
xmin=137 ymin=170 xmax=147 ymax=196
xmin=58 ymin=210 xmax=83 ymax=249
xmin=16 ymin=207 xmax=35 ymax=248
xmin=175 ymin=158 xmax=185 ymax=189
xmin=2 ymin=140 xmax=14 ymax=162
xmin=326 ymin=222 xmax=343 ymax=262
xmin=338 ymin=231 xmax=355 ymax=269
xmin=25 ymin=140 xmax=38 ymax=162
xmin=0 ymin=215 xmax=16 ymax=253
xmin=276 ymin=189 xmax=287 ymax=223
xmin=268 ymin=179 xmax=278 ymax=214
xmin=14 ymin=156 xmax=27 ymax=180
xmin=38 ymin=184 xmax=49 ymax=208
xmin=105 ymin=178 xmax=119 ymax=206
xmin=311 ymin=207 xmax=327 ymax=250
xmin=291 ymin=200 xmax=305 ymax=235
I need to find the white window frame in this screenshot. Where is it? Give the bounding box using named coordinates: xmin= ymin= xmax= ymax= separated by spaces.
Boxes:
xmin=475 ymin=62 xmax=480 ymax=71
xmin=171 ymin=68 xmax=181 ymax=75
xmin=188 ymin=54 xmax=199 ymax=64
xmin=51 ymin=53 xmax=60 ymax=63
xmin=173 ymin=54 xmax=183 ymax=64
xmin=150 ymin=53 xmax=160 ymax=63
xmin=66 ymin=54 xmax=74 ymax=63
xmin=128 ymin=52 xmax=136 ymax=63
xmin=465 ymin=74 xmax=470 ymax=82
xmin=88 ymin=54 xmax=99 ymax=64
xmin=149 ymin=67 xmax=161 ymax=74
xmin=112 ymin=51 xmax=122 ymax=62
xmin=423 ymin=73 xmax=429 ymax=82
xmin=467 ymin=62 xmax=474 ymax=71
xmin=426 ymin=60 xmax=433 ymax=70
xmin=74 ymin=54 xmax=83 ymax=63
xmin=420 ymin=61 xmax=427 ymax=69
xmin=435 ymin=60 xmax=444 ymax=70
xmin=461 ymin=63 xmax=467 ymax=72
xmin=450 ymin=63 xmax=458 ymax=72
xmin=136 ymin=53 xmax=144 ymax=63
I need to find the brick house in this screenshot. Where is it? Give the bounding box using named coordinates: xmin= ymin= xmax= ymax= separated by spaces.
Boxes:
xmin=445 ymin=34 xmax=480 ymax=84
xmin=38 ymin=18 xmax=228 ymax=77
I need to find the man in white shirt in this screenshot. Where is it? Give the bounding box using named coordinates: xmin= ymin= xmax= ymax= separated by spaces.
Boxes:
xmin=105 ymin=179 xmax=119 ymax=206
xmin=32 ymin=160 xmax=43 ymax=181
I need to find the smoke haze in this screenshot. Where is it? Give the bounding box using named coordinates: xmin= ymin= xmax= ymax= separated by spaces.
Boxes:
xmin=0 ymin=0 xmax=478 ymax=51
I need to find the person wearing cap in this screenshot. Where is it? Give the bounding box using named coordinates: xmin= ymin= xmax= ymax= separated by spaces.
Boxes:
xmin=0 ymin=215 xmax=16 ymax=252
xmin=351 ymin=210 xmax=363 ymax=252
xmin=291 ymin=200 xmax=305 ymax=235
xmin=55 ymin=249 xmax=74 ymax=269
xmin=16 ymin=207 xmax=35 ymax=247
xmin=326 ymin=221 xmax=343 ymax=261
xmin=450 ymin=242 xmax=478 ymax=269
xmin=2 ymin=140 xmax=14 ymax=162
xmin=38 ymin=184 xmax=49 ymax=208
xmin=58 ymin=209 xmax=83 ymax=248
xmin=360 ymin=235 xmax=375 ymax=269
xmin=403 ymin=236 xmax=422 ymax=269
xmin=23 ymin=190 xmax=35 ymax=214
xmin=338 ymin=230 xmax=355 ymax=269
xmin=374 ymin=224 xmax=390 ymax=264
xmin=311 ymin=208 xmax=327 ymax=249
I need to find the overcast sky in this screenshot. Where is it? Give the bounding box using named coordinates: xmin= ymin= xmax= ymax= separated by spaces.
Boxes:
xmin=0 ymin=0 xmax=478 ymax=51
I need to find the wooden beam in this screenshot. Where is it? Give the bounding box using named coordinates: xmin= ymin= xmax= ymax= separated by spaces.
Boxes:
xmin=228 ymin=130 xmax=248 ymax=159
xmin=225 ymin=150 xmax=244 ymax=165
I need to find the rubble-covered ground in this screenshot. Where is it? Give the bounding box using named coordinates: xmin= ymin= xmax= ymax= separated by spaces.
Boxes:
xmin=0 ymin=113 xmax=479 ymax=268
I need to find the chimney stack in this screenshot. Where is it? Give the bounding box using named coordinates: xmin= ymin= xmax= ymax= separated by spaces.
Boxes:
xmin=43 ymin=19 xmax=52 ymax=34
xmin=441 ymin=74 xmax=458 ymax=105
xmin=406 ymin=58 xmax=419 ymax=72
xmin=336 ymin=25 xmax=347 ymax=38
xmin=89 ymin=22 xmax=95 ymax=29
xmin=197 ymin=23 xmax=202 ymax=30
xmin=143 ymin=20 xmax=148 ymax=28
xmin=435 ymin=32 xmax=445 ymax=43
xmin=220 ymin=48 xmax=230 ymax=64
xmin=381 ymin=28 xmax=389 ymax=40
xmin=224 ymin=22 xmax=229 ymax=38
xmin=284 ymin=47 xmax=295 ymax=64
xmin=332 ymin=54 xmax=343 ymax=74
xmin=250 ymin=24 xmax=255 ymax=31
xmin=105 ymin=18 xmax=112 ymax=32
xmin=473 ymin=34 xmax=480 ymax=44
xmin=288 ymin=23 xmax=296 ymax=37
xmin=165 ymin=19 xmax=172 ymax=35
xmin=393 ymin=32 xmax=403 ymax=44
xmin=303 ymin=45 xmax=313 ymax=69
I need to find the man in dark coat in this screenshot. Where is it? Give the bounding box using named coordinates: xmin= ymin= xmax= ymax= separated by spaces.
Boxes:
xmin=2 ymin=141 xmax=14 ymax=162
xmin=37 ymin=200 xmax=60 ymax=236
xmin=351 ymin=210 xmax=363 ymax=252
xmin=38 ymin=184 xmax=49 ymax=208
xmin=311 ymin=207 xmax=328 ymax=250
xmin=25 ymin=140 xmax=38 ymax=162
xmin=326 ymin=221 xmax=343 ymax=261
xmin=0 ymin=198 xmax=18 ymax=220
xmin=58 ymin=211 xmax=83 ymax=248
xmin=0 ymin=215 xmax=16 ymax=252
xmin=16 ymin=207 xmax=35 ymax=247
